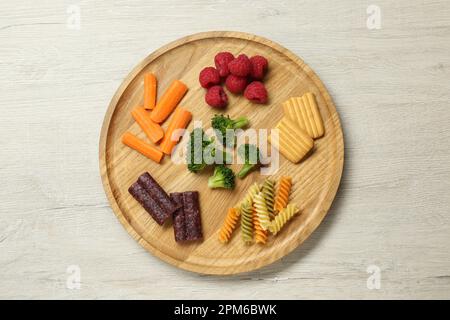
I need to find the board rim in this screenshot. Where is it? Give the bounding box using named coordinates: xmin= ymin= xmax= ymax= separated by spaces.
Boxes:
xmin=99 ymin=31 xmax=344 ymax=275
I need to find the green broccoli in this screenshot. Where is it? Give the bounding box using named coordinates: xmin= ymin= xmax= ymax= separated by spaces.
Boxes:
xmin=187 ymin=128 xmax=232 ymax=173
xmin=237 ymin=143 xmax=261 ymax=179
xmin=211 ymin=114 xmax=249 ymax=147
xmin=208 ymin=165 xmax=236 ymax=189
xmin=187 ymin=128 xmax=213 ymax=173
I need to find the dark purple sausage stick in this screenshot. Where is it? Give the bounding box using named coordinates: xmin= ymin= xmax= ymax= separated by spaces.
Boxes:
xmin=182 ymin=191 xmax=203 ymax=241
xmin=170 ymin=192 xmax=186 ymax=242
xmin=128 ymin=181 xmax=168 ymax=225
xmin=137 ymin=172 xmax=180 ymax=216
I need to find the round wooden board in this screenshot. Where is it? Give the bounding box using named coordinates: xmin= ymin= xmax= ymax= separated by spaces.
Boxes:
xmin=99 ymin=31 xmax=344 ymax=275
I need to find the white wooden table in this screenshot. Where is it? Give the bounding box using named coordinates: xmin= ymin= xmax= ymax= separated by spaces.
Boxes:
xmin=1 ymin=0 xmax=449 ymax=299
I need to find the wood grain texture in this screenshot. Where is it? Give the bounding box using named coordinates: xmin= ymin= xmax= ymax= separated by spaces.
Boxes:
xmin=0 ymin=0 xmax=450 ymax=298
xmin=99 ymin=31 xmax=344 ymax=274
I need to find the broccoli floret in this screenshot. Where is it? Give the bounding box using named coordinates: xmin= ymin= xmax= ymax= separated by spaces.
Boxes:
xmin=211 ymin=114 xmax=249 ymax=146
xmin=187 ymin=128 xmax=232 ymax=172
xmin=208 ymin=165 xmax=236 ymax=189
xmin=187 ymin=161 xmax=207 ymax=173
xmin=211 ymin=147 xmax=233 ymax=165
xmin=187 ymin=128 xmax=213 ymax=173
xmin=237 ymin=143 xmax=261 ymax=179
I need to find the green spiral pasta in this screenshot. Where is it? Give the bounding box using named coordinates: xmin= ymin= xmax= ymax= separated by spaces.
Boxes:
xmin=240 ymin=199 xmax=253 ymax=244
xmin=268 ymin=204 xmax=299 ymax=235
xmin=261 ymin=178 xmax=276 ymax=218
xmin=254 ymin=191 xmax=271 ymax=231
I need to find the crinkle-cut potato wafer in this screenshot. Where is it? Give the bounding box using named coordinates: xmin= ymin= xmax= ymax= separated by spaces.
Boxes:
xmin=282 ymin=92 xmax=324 ymax=139
xmin=269 ymin=117 xmax=314 ymax=163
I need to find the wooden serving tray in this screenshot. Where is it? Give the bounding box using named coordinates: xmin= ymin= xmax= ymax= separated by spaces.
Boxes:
xmin=99 ymin=31 xmax=344 ymax=275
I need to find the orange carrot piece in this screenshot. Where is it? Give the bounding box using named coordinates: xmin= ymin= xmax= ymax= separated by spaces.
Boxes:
xmin=160 ymin=108 xmax=192 ymax=155
xmin=150 ymin=80 xmax=188 ymax=123
xmin=122 ymin=132 xmax=164 ymax=163
xmin=144 ymin=73 xmax=157 ymax=110
xmin=131 ymin=106 xmax=164 ymax=143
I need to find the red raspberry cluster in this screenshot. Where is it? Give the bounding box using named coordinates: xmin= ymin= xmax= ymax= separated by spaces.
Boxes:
xmin=199 ymin=52 xmax=269 ymax=108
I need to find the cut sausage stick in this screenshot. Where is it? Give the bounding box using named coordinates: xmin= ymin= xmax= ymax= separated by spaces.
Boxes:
xmin=160 ymin=107 xmax=192 ymax=155
xmin=182 ymin=191 xmax=203 ymax=241
xmin=170 ymin=191 xmax=202 ymax=242
xmin=150 ymin=80 xmax=188 ymax=123
xmin=128 ymin=181 xmax=167 ymax=225
xmin=137 ymin=172 xmax=181 ymax=216
xmin=131 ymin=106 xmax=164 ymax=143
xmin=170 ymin=192 xmax=187 ymax=242
xmin=144 ymin=73 xmax=157 ymax=110
xmin=122 ymin=132 xmax=164 ymax=163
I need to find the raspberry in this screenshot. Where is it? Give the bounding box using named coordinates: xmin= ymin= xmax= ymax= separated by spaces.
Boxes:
xmin=228 ymin=54 xmax=251 ymax=77
xmin=249 ymin=55 xmax=268 ymax=80
xmin=214 ymin=52 xmax=235 ymax=78
xmin=225 ymin=74 xmax=247 ymax=94
xmin=205 ymin=85 xmax=228 ymax=108
xmin=244 ymin=81 xmax=268 ymax=104
xmin=199 ymin=67 xmax=220 ymax=88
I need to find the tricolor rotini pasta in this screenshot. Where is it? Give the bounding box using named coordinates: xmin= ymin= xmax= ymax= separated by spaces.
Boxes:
xmin=261 ymin=179 xmax=276 ymax=218
xmin=268 ymin=204 xmax=299 ymax=235
xmin=240 ymin=199 xmax=253 ymax=244
xmin=253 ymin=191 xmax=271 ymax=231
xmin=218 ymin=207 xmax=239 ymax=243
xmin=274 ymin=176 xmax=292 ymax=213
xmin=252 ymin=205 xmax=267 ymax=244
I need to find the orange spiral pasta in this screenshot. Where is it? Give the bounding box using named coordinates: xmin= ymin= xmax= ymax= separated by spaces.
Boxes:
xmin=218 ymin=208 xmax=239 ymax=244
xmin=252 ymin=206 xmax=267 ymax=244
xmin=274 ymin=176 xmax=292 ymax=213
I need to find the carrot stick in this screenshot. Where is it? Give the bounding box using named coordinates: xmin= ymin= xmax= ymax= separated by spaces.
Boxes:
xmin=160 ymin=107 xmax=192 ymax=155
xmin=150 ymin=80 xmax=188 ymax=123
xmin=144 ymin=73 xmax=157 ymax=110
xmin=131 ymin=106 xmax=164 ymax=143
xmin=122 ymin=132 xmax=164 ymax=163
